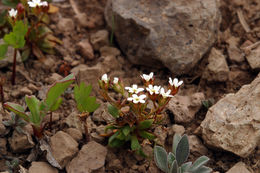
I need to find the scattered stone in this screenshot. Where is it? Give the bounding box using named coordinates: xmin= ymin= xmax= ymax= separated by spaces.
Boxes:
xmin=8 ymin=130 xmax=35 ymax=153
xmin=76 ymin=39 xmax=95 ymax=60
xmin=43 ymin=113 xmax=60 ymax=124
xmin=100 ymin=46 xmax=120 ymax=57
xmin=0 ymin=138 xmax=7 ymax=155
xmin=188 ymin=135 xmax=208 ymax=157
xmin=43 ymin=57 xmax=56 ymax=71
xmin=46 ymin=73 xmax=63 ymax=84
xmin=66 ymin=128 xmax=83 ymax=142
xmin=63 ymin=112 xmax=85 ymax=134
xmin=29 ymin=162 xmax=58 ymax=173
xmin=0 ymin=115 xmax=6 ymax=135
xmin=27 ymin=83 xmax=39 ymax=92
xmin=246 ymin=46 xmax=260 ymax=71
xmin=92 ymin=103 xmax=115 ymax=123
xmin=228 ymin=46 xmax=244 ymax=63
xmin=20 ymin=87 xmax=33 ymax=95
xmin=107 ymin=159 xmax=123 ymax=170
xmin=50 ymin=131 xmax=79 ymax=169
xmin=105 ymin=0 xmax=221 ymax=74
xmin=167 ymin=92 xmax=205 ymax=123
xmin=202 ymin=48 xmax=230 ymax=82
xmin=57 ymin=18 xmax=75 ymax=33
xmin=70 ymin=64 xmax=88 ymax=76
xmin=226 ymin=162 xmax=251 ymax=173
xmin=201 ymin=74 xmax=260 ymax=158
xmin=90 ymin=132 xmax=105 ymax=143
xmin=90 ymin=30 xmax=109 ymax=51
xmin=101 ymin=55 xmax=121 ymax=73
xmin=154 ymin=126 xmax=167 ymax=146
xmin=168 ymin=124 xmax=185 ymax=136
xmin=66 ymin=141 xmax=107 ymax=173
xmin=0 ymin=39 xmax=22 ymax=68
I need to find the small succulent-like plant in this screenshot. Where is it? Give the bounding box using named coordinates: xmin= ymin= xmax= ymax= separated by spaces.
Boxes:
xmin=2 ymin=112 xmax=27 ymax=134
xmin=154 ymin=134 xmax=212 ymax=173
xmin=0 ymin=0 xmax=60 ymax=85
xmin=74 ymin=82 xmax=100 ymax=141
xmin=4 ymin=74 xmax=75 ymax=139
xmin=99 ymin=72 xmax=183 ymax=155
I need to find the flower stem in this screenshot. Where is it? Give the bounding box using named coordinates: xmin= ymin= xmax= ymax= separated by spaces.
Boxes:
xmin=11 ymin=49 xmax=17 ymax=85
xmin=0 ymin=82 xmax=4 ymax=111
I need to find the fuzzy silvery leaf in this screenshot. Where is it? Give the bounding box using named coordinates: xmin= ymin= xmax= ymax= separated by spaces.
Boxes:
xmin=176 ymin=135 xmax=189 ymax=166
xmin=154 ymin=146 xmax=168 ymax=172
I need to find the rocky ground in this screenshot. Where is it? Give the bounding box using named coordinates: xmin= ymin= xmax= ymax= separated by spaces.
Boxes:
xmin=0 ymin=0 xmax=260 ymax=172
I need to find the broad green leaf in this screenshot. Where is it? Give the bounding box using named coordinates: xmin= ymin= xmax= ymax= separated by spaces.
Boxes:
xmin=122 ymin=125 xmax=131 ymax=136
xmin=176 ymin=135 xmax=189 ymax=166
xmin=190 ymin=166 xmax=212 ymax=173
xmin=108 ymin=104 xmax=119 ymax=118
xmin=0 ymin=44 xmax=8 ymax=60
xmin=50 ymin=97 xmax=62 ymax=111
xmin=180 ymin=162 xmax=192 ymax=172
xmin=4 ymin=102 xmax=29 ymax=122
xmin=173 ymin=134 xmax=182 ymax=155
xmin=154 ymin=146 xmax=168 ymax=172
xmin=25 ymin=96 xmax=41 ymax=126
xmin=85 ymin=96 xmax=100 ymax=113
xmin=13 ymin=21 xmax=28 ymax=36
xmin=4 ymin=32 xmax=25 ymax=48
xmin=130 ymin=135 xmax=140 ymax=151
xmin=169 ymin=160 xmax=178 ymax=173
xmin=74 ymin=82 xmax=92 ymax=112
xmin=45 ymin=74 xmax=75 ymax=111
xmin=137 ymin=119 xmax=154 ymax=130
xmin=189 ymin=156 xmax=210 ymax=172
xmin=139 ymin=130 xmax=155 ymax=140
xmin=167 ymin=152 xmax=175 ymax=168
xmin=116 ymin=131 xmax=125 ymax=140
xmin=108 ymin=131 xmax=124 ymax=147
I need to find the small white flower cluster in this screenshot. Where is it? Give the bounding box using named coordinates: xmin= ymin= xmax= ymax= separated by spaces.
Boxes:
xmin=8 ymin=9 xmax=17 ymax=18
xmin=169 ymin=77 xmax=183 ymax=88
xmin=101 ymin=74 xmax=119 ymax=85
xmin=28 ymin=0 xmax=48 ymax=8
xmin=140 ymin=72 xmax=153 ymax=82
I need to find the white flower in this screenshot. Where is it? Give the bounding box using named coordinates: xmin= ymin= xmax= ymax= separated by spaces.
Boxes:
xmin=160 ymin=88 xmax=173 ymax=98
xmin=125 ymin=84 xmax=144 ymax=94
xmin=127 ymin=94 xmax=146 ymax=104
xmin=113 ymin=77 xmax=119 ymax=84
xmin=28 ymin=0 xmax=47 ymax=7
xmin=101 ymin=74 xmax=109 ymax=83
xmin=169 ymin=77 xmax=183 ymax=88
xmin=141 ymin=72 xmax=153 ymax=82
xmin=8 ymin=9 xmax=17 ymax=18
xmin=146 ymin=85 xmax=161 ymax=95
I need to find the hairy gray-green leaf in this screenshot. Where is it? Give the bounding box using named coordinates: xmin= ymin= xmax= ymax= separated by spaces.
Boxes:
xmin=176 ymin=135 xmax=189 ymax=166
xmin=189 ymin=156 xmax=210 ymax=172
xmin=154 ymin=146 xmax=168 ymax=172
xmin=169 ymin=160 xmax=178 ymax=173
xmin=172 ymin=134 xmax=181 ymax=156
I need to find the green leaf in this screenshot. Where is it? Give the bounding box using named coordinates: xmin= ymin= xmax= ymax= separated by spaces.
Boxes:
xmin=4 ymin=32 xmax=25 ymax=48
xmin=122 ymin=125 xmax=131 ymax=136
xmin=1 ymin=0 xmax=19 ymax=7
xmin=0 ymin=44 xmax=8 ymax=60
xmin=131 ymin=135 xmax=141 ymax=151
xmin=13 ymin=21 xmax=28 ymax=36
xmin=139 ymin=130 xmax=155 ymax=140
xmin=137 ymin=119 xmax=154 ymax=130
xmin=49 ymin=97 xmax=62 ymax=111
xmin=4 ymin=102 xmax=29 ymax=122
xmin=172 ymin=134 xmax=182 ymax=156
xmin=154 ymin=146 xmax=168 ymax=172
xmin=25 ymin=96 xmax=41 ymax=126
xmin=105 ymin=125 xmax=117 ymax=133
xmin=108 ymin=131 xmax=124 ymax=147
xmin=168 ymin=152 xmax=175 ymax=168
xmin=85 ymin=96 xmax=100 ymax=113
xmin=116 ymin=131 xmax=125 ymax=140
xmin=45 ymin=74 xmax=75 ymax=112
xmin=21 ymin=48 xmax=31 ymax=61
xmin=108 ymin=104 xmax=119 ymax=118
xmin=190 ymin=166 xmax=212 ymax=173
xmin=169 ymin=160 xmax=178 ymax=173
xmin=188 ymin=156 xmax=210 ymax=172
xmin=176 ymin=135 xmax=189 ymax=166
xmin=74 ymin=82 xmax=92 ymax=112
xmin=180 ymin=162 xmax=192 ymax=172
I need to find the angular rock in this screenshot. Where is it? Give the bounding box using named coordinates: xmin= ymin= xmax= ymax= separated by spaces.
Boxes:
xmin=154 ymin=126 xmax=167 ymax=146
xmin=105 ymin=0 xmax=221 ymax=75
xmin=167 ymin=92 xmax=205 ymax=123
xmin=57 ymin=18 xmax=75 ymax=33
xmin=246 ymin=45 xmax=260 ymax=71
xmin=227 ymin=46 xmax=244 ymax=63
xmin=92 ymin=103 xmax=115 ymax=123
xmin=100 ymin=46 xmax=120 ymax=57
xmin=202 ymin=48 xmax=229 ymax=82
xmin=63 ymin=112 xmax=85 ymax=134
xmin=167 ymin=124 xmax=185 ymax=144
xmin=66 ymin=128 xmax=83 ymax=142
xmin=8 ymin=131 xmax=35 ymax=153
xmin=226 ymin=162 xmax=251 ymax=173
xmin=46 ymin=73 xmax=63 ymax=84
xmin=0 ymin=138 xmax=7 ymax=155
xmin=66 ymin=141 xmax=107 ymax=173
xmin=201 ymin=74 xmax=260 ymax=158
xmin=50 ymin=131 xmax=78 ymax=169
xmin=90 ymin=30 xmax=109 ymax=51
xmin=76 ymin=39 xmax=95 ymax=60
xmin=29 ymin=162 xmax=58 ymax=173
xmin=188 ymin=135 xmax=208 ymax=157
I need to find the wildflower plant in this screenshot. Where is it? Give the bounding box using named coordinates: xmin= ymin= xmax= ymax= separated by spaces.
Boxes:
xmin=3 ymin=74 xmax=75 ymax=139
xmin=99 ymin=72 xmax=183 ymax=155
xmin=154 ymin=134 xmax=212 ymax=173
xmin=0 ymin=0 xmax=60 ymax=85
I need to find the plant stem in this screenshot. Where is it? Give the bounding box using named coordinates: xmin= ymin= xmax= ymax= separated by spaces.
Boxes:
xmin=11 ymin=49 xmax=17 ymax=85
xmin=0 ymin=83 xmax=4 ymax=111
xmin=49 ymin=112 xmax=53 ymax=130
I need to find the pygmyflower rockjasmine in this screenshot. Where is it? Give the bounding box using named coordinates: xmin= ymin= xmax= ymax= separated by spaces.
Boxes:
xmin=160 ymin=88 xmax=173 ymax=98
xmin=127 ymin=94 xmax=146 ymax=104
xmin=8 ymin=9 xmax=17 ymax=18
xmin=146 ymin=84 xmax=161 ymax=95
xmin=125 ymin=84 xmax=144 ymax=94
xmin=28 ymin=0 xmax=48 ymax=7
xmin=101 ymin=74 xmax=109 ymax=83
xmin=141 ymin=72 xmax=153 ymax=82
xmin=113 ymin=77 xmax=119 ymax=84
xmin=169 ymin=77 xmax=183 ymax=88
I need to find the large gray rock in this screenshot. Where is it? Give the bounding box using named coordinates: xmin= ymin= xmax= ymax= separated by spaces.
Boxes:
xmin=201 ymin=73 xmax=260 ymax=158
xmin=105 ymin=0 xmax=221 ymax=74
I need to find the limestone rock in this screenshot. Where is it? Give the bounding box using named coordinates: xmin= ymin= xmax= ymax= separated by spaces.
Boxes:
xmin=29 ymin=162 xmax=58 ymax=173
xmin=246 ymin=46 xmax=260 ymax=71
xmin=50 ymin=131 xmax=78 ymax=168
xmin=63 ymin=112 xmax=85 ymax=134
xmin=66 ymin=128 xmax=83 ymax=142
xmin=8 ymin=131 xmax=35 ymax=153
xmin=76 ymin=39 xmax=95 ymax=60
xmin=202 ymin=48 xmax=229 ymax=82
xmin=167 ymin=92 xmax=205 ymax=123
xmin=105 ymin=0 xmax=221 ymax=74
xmin=100 ymin=46 xmax=120 ymax=57
xmin=92 ymin=103 xmax=115 ymax=123
xmin=154 ymin=126 xmax=167 ymax=146
xmin=201 ymin=74 xmax=260 ymax=158
xmin=188 ymin=135 xmax=208 ymax=157
xmin=226 ymin=162 xmax=251 ymax=173
xmin=90 ymin=30 xmax=109 ymax=51
xmin=66 ymin=141 xmax=107 ymax=173
xmin=0 ymin=138 xmax=7 ymax=155
xmin=57 ymin=18 xmax=75 ymax=33
xmin=46 ymin=73 xmax=63 ymax=84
